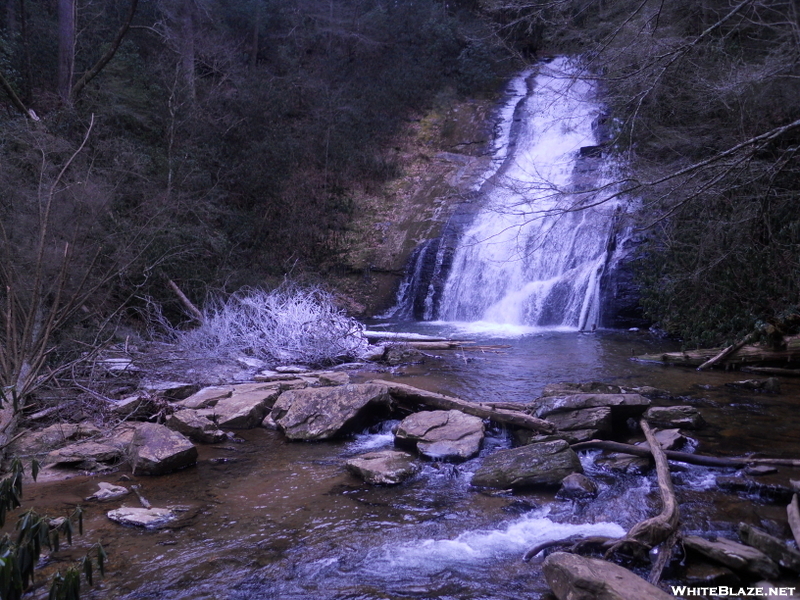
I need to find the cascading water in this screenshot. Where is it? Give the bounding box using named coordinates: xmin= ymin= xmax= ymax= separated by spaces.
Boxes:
xmin=393 ymin=57 xmax=627 ymax=331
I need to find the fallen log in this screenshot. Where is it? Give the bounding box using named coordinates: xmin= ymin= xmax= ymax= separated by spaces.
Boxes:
xmin=788 ymin=494 xmax=800 ymax=549
xmin=371 ymin=380 xmax=556 ymax=434
xmin=571 ymin=439 xmax=800 ymax=469
xmin=697 ymin=332 xmax=756 ymax=371
xmin=605 ymin=420 xmax=680 ymax=558
xmin=636 ymin=344 xmax=800 ymax=369
xmin=405 ymin=341 xmax=475 ymax=350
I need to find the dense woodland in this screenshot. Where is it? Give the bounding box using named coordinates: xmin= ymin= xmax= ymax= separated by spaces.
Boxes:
xmin=1 ymin=0 xmax=800 ymax=395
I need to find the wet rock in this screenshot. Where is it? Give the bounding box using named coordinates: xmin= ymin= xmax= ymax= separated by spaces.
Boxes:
xmin=716 ymin=476 xmax=796 ymax=503
xmin=684 ymin=561 xmax=740 ymax=586
xmin=683 ymin=535 xmax=780 ymax=579
xmin=596 ymin=453 xmax=651 ymax=475
xmin=738 ymin=522 xmax=800 ymax=573
xmin=167 ymin=409 xmax=226 ymax=443
xmin=107 ymin=507 xmax=176 ymax=528
xmin=345 ymin=450 xmax=420 ymax=485
xmin=546 ymin=407 xmax=612 ymax=437
xmin=382 ymin=343 xmax=424 ymax=366
xmin=541 ymin=383 xmax=622 ymax=397
xmin=652 ymin=428 xmax=687 ymax=451
xmin=395 ymin=410 xmax=484 ymax=460
xmin=643 ymin=405 xmax=705 ymax=429
xmin=46 ymin=441 xmax=122 ymax=469
xmin=471 ymin=440 xmax=582 ymax=489
xmin=210 ymin=386 xmax=281 ymax=429
xmin=275 ymin=365 xmax=310 ymax=374
xmin=271 ymin=383 xmax=393 ymax=441
xmin=535 ymin=393 xmax=649 ymax=419
xmin=542 ymin=551 xmax=674 ymax=600
xmin=255 ymin=371 xmax=310 ymax=382
xmin=727 ymin=378 xmax=781 ymax=393
xmin=86 ymin=481 xmax=129 ymax=501
xmin=630 ymin=386 xmax=672 ymax=399
xmin=130 ymin=423 xmax=198 ymax=475
xmin=557 ymin=472 xmax=598 ymax=499
xmin=139 ymin=381 xmax=198 ymax=400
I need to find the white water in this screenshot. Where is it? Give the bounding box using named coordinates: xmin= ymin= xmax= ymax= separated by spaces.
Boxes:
xmin=437 ymin=58 xmax=622 ymax=331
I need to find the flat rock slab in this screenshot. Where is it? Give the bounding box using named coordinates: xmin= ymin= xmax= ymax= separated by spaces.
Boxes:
xmin=346 ymin=450 xmax=419 ymax=485
xmin=130 ymin=423 xmax=198 ymax=475
xmin=395 ymin=409 xmax=484 ymax=460
xmin=471 ymin=440 xmax=582 ymax=489
xmin=543 ymin=552 xmax=674 ymax=600
xmin=12 ymin=421 xmax=103 ymax=455
xmin=535 ymin=394 xmax=650 ymax=419
xmin=167 ymin=409 xmax=226 ymax=443
xmin=139 ymin=381 xmax=198 ymax=399
xmin=211 ymin=387 xmax=282 ymax=429
xmin=107 ymin=507 xmax=176 ymax=528
xmin=683 ymin=535 xmax=780 ymax=579
xmin=46 ymin=441 xmax=122 ymax=467
xmin=272 ymin=383 xmax=392 ymax=440
xmin=546 ymin=407 xmax=612 ymax=434
xmin=541 ymin=382 xmax=623 ymax=397
xmin=644 ymin=405 xmax=705 ymax=429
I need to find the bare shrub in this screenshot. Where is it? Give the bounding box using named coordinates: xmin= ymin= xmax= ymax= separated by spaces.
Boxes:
xmin=171 ymin=285 xmax=368 ymax=366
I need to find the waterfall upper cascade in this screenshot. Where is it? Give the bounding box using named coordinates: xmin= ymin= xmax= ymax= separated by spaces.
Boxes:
xmin=392 ymin=58 xmax=629 ymax=332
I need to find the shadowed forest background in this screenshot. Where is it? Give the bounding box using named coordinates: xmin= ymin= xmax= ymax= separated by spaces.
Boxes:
xmin=1 ymin=0 xmax=799 ymax=372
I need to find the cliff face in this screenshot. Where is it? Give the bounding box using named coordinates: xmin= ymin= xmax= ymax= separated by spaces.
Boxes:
xmin=329 ymin=92 xmax=497 ymax=316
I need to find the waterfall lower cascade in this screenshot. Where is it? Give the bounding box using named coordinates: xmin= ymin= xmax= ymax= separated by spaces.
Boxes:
xmin=395 ymin=58 xmax=626 ymax=332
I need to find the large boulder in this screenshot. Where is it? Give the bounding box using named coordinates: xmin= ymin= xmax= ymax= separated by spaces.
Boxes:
xmin=107 ymin=507 xmax=176 ymax=529
xmin=271 ymin=383 xmax=392 ymax=440
xmin=546 ymin=407 xmax=612 ymax=438
xmin=346 ymin=450 xmax=419 ymax=485
xmin=471 ymin=440 xmax=582 ymax=489
xmin=543 ymin=552 xmax=674 ymax=600
xmin=395 ymin=409 xmax=484 ymax=460
xmin=130 ymin=423 xmax=198 ymax=475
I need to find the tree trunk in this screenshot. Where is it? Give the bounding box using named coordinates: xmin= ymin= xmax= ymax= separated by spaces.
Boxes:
xmin=180 ymin=0 xmax=195 ymax=102
xmin=57 ymin=0 xmax=75 ymax=103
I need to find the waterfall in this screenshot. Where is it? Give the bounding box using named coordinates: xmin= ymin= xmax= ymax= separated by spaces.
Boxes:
xmin=391 ymin=57 xmax=626 ymax=331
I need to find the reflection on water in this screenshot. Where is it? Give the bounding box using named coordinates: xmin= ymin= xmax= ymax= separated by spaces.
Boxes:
xmin=16 ymin=329 xmax=800 ymax=598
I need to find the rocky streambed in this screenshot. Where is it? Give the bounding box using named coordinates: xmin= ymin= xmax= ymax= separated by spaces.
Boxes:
xmin=7 ymin=330 xmax=800 ymax=599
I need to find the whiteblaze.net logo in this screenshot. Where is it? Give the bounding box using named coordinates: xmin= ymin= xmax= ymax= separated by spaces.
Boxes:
xmin=670 ymin=586 xmax=798 ymax=597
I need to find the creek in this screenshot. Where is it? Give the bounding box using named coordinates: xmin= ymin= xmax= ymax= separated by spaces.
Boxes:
xmin=20 ymin=328 xmax=800 ymax=599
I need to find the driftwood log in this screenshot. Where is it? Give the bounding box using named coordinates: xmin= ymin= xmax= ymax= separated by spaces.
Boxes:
xmin=637 ymin=334 xmax=800 ymax=370
xmin=571 ymin=439 xmax=800 ymax=469
xmin=372 ymin=380 xmax=556 ymax=434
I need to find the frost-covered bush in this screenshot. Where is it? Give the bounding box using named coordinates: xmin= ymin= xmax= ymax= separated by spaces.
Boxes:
xmin=174 ymin=286 xmax=368 ymax=366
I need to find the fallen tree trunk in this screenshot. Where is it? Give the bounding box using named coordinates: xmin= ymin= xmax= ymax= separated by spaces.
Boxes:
xmin=571 ymin=439 xmax=800 ymax=468
xmin=372 ymin=380 xmax=556 ymax=434
xmin=605 ymin=420 xmax=680 ymax=557
xmin=636 ymin=344 xmax=800 ymax=369
xmin=697 ymin=332 xmax=757 ymax=371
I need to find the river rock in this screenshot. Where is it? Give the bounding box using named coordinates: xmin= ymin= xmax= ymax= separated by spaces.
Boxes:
xmin=541 ymin=382 xmax=622 ymax=397
xmin=345 ymin=450 xmax=419 ymax=485
xmin=178 ymin=385 xmax=233 ymax=409
xmin=546 ymin=407 xmax=612 ymax=437
xmin=395 ymin=410 xmax=484 ymax=460
xmin=542 ymin=551 xmax=674 ymax=600
xmin=535 ymin=393 xmax=650 ymax=419
xmin=167 ymin=409 xmax=226 ymax=443
xmin=46 ymin=441 xmax=122 ymax=469
xmin=130 ymin=423 xmax=198 ymax=475
xmin=684 ymin=561 xmax=740 ymax=586
xmin=643 ymin=405 xmax=705 ymax=429
xmin=111 ymin=394 xmax=163 ymax=420
xmin=738 ymin=522 xmax=800 ymax=572
xmin=382 ymin=344 xmax=424 ymax=366
xmin=271 ymin=383 xmax=392 ymax=440
xmin=715 ymin=476 xmax=796 ymax=503
xmin=683 ymin=535 xmax=780 ymax=579
xmin=317 ymin=371 xmax=350 ymax=386
xmin=471 ymin=440 xmax=582 ymax=489
xmin=107 ymin=507 xmax=176 ymax=528
xmin=652 ymin=428 xmax=686 ymax=450
xmin=557 ymin=472 xmax=598 ymax=499
xmin=86 ymin=481 xmax=130 ymax=501
xmin=10 ymin=421 xmax=102 ymax=455
xmin=210 ymin=386 xmax=282 ymax=429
